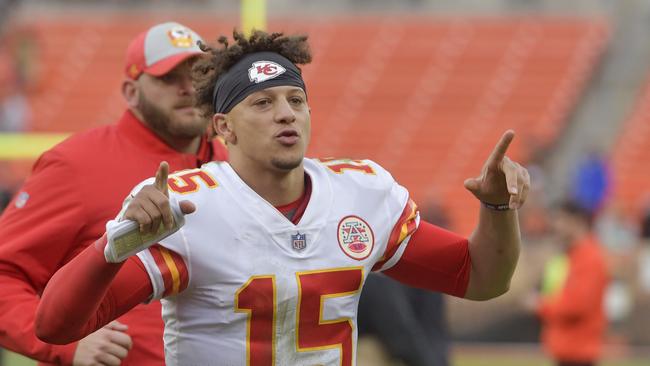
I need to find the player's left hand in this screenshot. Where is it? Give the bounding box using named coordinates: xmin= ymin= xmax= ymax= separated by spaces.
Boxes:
xmin=463 ymin=130 xmax=531 ymax=210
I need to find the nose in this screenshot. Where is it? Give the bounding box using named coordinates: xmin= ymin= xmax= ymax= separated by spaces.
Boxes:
xmin=274 ymin=99 xmax=296 ymax=124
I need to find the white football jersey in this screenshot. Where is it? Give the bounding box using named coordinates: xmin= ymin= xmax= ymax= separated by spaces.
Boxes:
xmin=130 ymin=158 xmax=419 ymax=366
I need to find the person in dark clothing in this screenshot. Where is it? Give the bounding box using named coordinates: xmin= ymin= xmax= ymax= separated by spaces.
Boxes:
xmin=358 ymin=201 xmax=451 ymax=366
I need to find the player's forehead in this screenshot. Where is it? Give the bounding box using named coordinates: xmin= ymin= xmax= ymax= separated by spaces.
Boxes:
xmin=245 ymin=85 xmax=306 ymax=99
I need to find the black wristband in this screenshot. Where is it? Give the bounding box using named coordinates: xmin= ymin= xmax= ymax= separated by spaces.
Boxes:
xmin=481 ymin=201 xmax=511 ymax=211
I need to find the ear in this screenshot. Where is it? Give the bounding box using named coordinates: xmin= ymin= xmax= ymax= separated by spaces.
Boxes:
xmin=213 ymin=113 xmax=236 ymax=144
xmin=121 ymin=79 xmax=139 ymax=109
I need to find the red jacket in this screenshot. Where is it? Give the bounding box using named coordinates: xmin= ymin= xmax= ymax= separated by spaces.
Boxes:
xmin=538 ymin=235 xmax=609 ymax=362
xmin=0 ymin=110 xmax=227 ymax=365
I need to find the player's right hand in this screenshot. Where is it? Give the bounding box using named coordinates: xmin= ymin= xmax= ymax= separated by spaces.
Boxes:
xmin=72 ymin=321 xmax=132 ymax=366
xmin=123 ymin=161 xmax=196 ymax=234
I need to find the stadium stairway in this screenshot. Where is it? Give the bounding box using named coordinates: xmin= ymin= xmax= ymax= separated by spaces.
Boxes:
xmin=611 ymin=77 xmax=650 ymax=218
xmin=544 ymin=2 xmax=650 ymax=210
xmin=19 ymin=15 xmax=608 ymax=234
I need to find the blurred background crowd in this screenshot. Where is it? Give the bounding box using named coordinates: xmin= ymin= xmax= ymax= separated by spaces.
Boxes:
xmin=1 ymin=0 xmax=650 ymax=365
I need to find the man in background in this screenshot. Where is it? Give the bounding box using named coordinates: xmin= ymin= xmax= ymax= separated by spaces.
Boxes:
xmin=534 ymin=200 xmax=609 ymax=366
xmin=0 ymin=22 xmax=227 ymax=365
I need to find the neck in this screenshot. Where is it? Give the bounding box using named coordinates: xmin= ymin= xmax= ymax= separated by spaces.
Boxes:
xmin=130 ymin=108 xmax=202 ymax=154
xmin=230 ymin=157 xmax=305 ymax=207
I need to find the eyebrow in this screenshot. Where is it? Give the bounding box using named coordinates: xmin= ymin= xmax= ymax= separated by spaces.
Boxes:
xmin=251 ymin=87 xmax=305 ymax=98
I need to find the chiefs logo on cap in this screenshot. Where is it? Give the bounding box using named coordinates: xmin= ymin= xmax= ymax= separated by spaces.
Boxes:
xmin=337 ymin=215 xmax=374 ymax=260
xmin=248 ymin=61 xmax=286 ymax=83
xmin=167 ymin=26 xmax=194 ymax=48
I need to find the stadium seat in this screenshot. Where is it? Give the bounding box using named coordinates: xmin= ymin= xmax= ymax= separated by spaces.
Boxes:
xmin=19 ymin=15 xmax=608 ymax=234
xmin=611 ymin=78 xmax=650 ymax=217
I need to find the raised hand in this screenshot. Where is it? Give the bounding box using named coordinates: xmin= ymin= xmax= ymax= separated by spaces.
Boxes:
xmin=123 ymin=162 xmax=196 ymax=234
xmin=463 ymin=130 xmax=531 ymax=210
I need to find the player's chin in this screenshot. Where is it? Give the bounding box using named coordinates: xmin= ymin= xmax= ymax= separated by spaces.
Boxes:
xmin=270 ymin=155 xmax=303 ymax=171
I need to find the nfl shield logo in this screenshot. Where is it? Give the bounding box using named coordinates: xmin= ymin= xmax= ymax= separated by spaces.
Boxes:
xmin=291 ymin=232 xmax=307 ymax=251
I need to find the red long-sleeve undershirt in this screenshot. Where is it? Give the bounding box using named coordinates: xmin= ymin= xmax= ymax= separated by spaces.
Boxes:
xmin=36 ymin=235 xmax=152 ymax=344
xmin=36 ymin=221 xmax=470 ymax=344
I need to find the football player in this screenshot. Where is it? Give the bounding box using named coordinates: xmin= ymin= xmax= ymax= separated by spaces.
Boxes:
xmin=36 ymin=30 xmax=530 ymax=366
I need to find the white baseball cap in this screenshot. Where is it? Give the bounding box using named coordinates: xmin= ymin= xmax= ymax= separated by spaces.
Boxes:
xmin=124 ymin=22 xmax=204 ymax=80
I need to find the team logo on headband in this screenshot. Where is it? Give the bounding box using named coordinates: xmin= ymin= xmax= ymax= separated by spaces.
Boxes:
xmin=248 ymin=61 xmax=286 ymax=83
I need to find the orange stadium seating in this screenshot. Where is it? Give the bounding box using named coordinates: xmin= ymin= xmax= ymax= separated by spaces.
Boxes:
xmin=19 ymin=14 xmax=608 ymax=234
xmin=611 ymin=76 xmax=650 ymax=218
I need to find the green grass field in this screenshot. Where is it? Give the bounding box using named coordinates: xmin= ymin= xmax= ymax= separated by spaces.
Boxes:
xmin=454 ymin=355 xmax=649 ymax=366
xmin=3 ymin=351 xmax=34 ymax=366
xmin=450 ymin=343 xmax=650 ymax=366
xmin=4 ymin=349 xmax=649 ymax=366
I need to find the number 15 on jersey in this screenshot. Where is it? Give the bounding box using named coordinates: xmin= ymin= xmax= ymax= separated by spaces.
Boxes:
xmin=235 ymin=267 xmax=364 ymax=366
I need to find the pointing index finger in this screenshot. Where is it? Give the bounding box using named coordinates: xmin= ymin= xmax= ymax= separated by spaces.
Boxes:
xmin=486 ymin=130 xmax=515 ymax=168
xmin=154 ymin=161 xmax=169 ymax=196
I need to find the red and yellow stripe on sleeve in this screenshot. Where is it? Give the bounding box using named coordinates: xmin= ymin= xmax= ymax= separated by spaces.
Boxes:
xmin=372 ymin=198 xmax=419 ymax=271
xmin=149 ymin=244 xmax=189 ymax=297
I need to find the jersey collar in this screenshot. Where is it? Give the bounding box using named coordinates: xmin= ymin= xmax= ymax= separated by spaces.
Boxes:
xmin=217 ymin=159 xmax=332 ymax=233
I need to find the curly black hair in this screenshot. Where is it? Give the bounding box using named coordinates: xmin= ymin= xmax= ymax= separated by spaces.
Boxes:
xmin=193 ymin=29 xmax=312 ymax=118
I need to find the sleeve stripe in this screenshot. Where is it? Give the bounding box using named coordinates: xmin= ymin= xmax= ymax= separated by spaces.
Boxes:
xmin=169 ymin=247 xmax=189 ymax=294
xmin=373 ymin=198 xmax=419 ymax=271
xmin=149 ymin=246 xmax=172 ymax=295
xmin=149 ymin=245 xmax=189 ymax=297
xmin=398 ymin=206 xmax=418 ymax=244
xmin=159 ymin=247 xmax=181 ymax=295
xmin=375 ymin=220 xmax=417 ymax=272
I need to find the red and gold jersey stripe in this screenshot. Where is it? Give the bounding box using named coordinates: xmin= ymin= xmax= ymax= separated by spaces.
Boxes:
xmin=149 ymin=244 xmax=189 ymax=297
xmin=372 ymin=198 xmax=418 ymax=271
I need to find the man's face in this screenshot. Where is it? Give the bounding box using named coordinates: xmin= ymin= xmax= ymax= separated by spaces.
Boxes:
xmin=551 ymin=210 xmax=580 ymax=246
xmin=225 ymin=85 xmax=310 ymax=172
xmin=135 ymin=59 xmax=208 ymax=140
